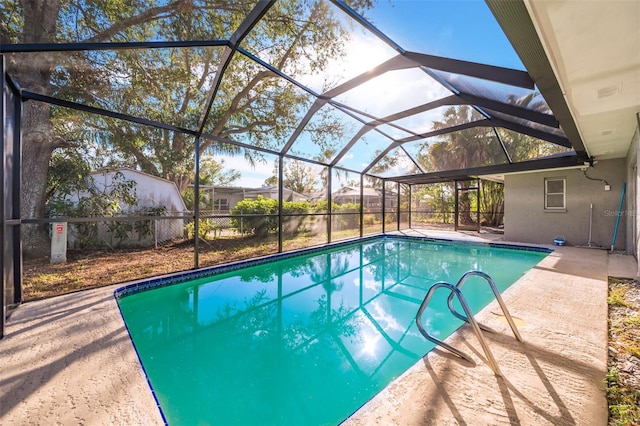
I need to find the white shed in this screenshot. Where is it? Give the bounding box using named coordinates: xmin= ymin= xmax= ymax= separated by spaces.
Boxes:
xmin=64 ymin=168 xmax=187 ymax=248
xmin=90 ymin=168 xmax=187 ymax=214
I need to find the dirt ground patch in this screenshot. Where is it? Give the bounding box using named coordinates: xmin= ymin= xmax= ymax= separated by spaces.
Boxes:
xmin=21 ymin=225 xmax=500 ymax=300
xmin=22 ymin=235 xmax=296 ymax=300
xmin=607 ymin=277 xmax=640 ymax=425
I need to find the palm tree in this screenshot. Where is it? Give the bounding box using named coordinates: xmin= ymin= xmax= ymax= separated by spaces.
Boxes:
xmin=428 ymin=105 xmax=500 ymax=169
xmin=503 ymin=92 xmax=568 ymax=162
xmin=422 ymin=105 xmax=504 ymax=224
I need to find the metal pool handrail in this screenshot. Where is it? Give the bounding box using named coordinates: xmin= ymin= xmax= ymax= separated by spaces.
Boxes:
xmin=415 ymin=281 xmax=502 ymax=376
xmin=446 ymin=270 xmax=522 ymax=342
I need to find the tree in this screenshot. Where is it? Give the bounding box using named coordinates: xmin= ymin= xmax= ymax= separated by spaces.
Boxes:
xmin=480 ymin=180 xmax=504 ymax=226
xmin=46 ymin=149 xmax=92 ymax=207
xmin=419 ymin=99 xmax=566 ymax=226
xmin=198 ymin=156 xmax=240 ymax=186
xmin=368 ymin=148 xmax=399 ymax=176
xmin=411 ymin=182 xmax=454 ymax=224
xmin=416 ymin=105 xmax=505 ymax=224
xmin=501 ymin=93 xmax=569 ymax=162
xmin=498 ymin=128 xmax=568 ymax=162
xmin=264 ymin=159 xmax=318 ymax=194
xmin=1 ymin=0 xmax=374 ymax=255
xmin=182 ymin=156 xmax=240 ymax=210
xmin=422 ymin=105 xmax=505 ymax=171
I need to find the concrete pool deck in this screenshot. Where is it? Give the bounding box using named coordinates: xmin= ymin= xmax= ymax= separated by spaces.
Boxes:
xmin=1 ymin=231 xmax=635 ymax=425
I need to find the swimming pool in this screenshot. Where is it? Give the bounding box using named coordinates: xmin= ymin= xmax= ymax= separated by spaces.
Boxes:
xmin=116 ymin=236 xmax=549 ymax=425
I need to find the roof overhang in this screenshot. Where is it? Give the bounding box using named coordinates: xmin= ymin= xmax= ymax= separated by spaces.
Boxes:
xmin=388 ymin=154 xmax=580 ymax=185
xmin=487 ymin=0 xmax=640 ymax=162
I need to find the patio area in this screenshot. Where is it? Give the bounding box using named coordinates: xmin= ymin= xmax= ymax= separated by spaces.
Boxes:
xmin=1 ymin=231 xmax=633 ymax=425
xmin=1 ymin=1 xmax=639 ymax=424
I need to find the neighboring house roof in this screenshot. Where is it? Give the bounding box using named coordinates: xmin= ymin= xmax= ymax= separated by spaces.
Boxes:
xmin=332 ymin=186 xmax=396 ymax=198
xmin=91 ymin=167 xmax=177 ymax=186
xmin=196 ymin=184 xmax=399 ymax=201
xmin=252 ymin=186 xmax=309 ymax=200
xmin=196 ymin=184 xmax=309 ymax=200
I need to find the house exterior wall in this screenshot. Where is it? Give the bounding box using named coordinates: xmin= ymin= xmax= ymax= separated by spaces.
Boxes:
xmin=226 ymin=193 xmax=245 ymax=210
xmin=625 ymin=121 xmax=640 ymax=275
xmin=209 ymin=187 xmax=310 ymax=211
xmin=504 ymin=158 xmax=627 ymax=249
xmin=206 ymin=188 xmax=244 ymax=211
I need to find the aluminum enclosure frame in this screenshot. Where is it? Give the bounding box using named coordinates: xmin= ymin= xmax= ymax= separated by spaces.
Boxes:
xmin=0 ymin=0 xmax=589 ymax=335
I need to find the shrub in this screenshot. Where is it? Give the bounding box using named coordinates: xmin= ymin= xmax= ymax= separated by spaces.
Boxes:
xmin=312 ymin=199 xmax=329 ymax=213
xmin=231 ymin=197 xmax=278 ymax=236
xmin=185 ymin=218 xmax=220 ymax=240
xmin=333 ymin=202 xmax=360 ymax=228
xmin=230 ymin=197 xmax=310 ymax=236
xmin=282 ymin=200 xmax=311 ymax=233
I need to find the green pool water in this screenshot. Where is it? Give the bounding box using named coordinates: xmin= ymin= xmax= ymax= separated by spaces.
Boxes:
xmin=117 ymin=237 xmax=548 ymax=425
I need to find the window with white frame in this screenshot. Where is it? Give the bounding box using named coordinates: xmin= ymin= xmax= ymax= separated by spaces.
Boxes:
xmin=214 ymin=198 xmax=229 ymax=210
xmin=545 ymin=178 xmax=566 ymax=210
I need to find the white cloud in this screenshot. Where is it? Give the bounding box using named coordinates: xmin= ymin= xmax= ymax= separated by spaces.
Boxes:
xmin=356 ymin=277 xmax=381 ymax=292
xmin=369 ymin=301 xmax=403 ymax=333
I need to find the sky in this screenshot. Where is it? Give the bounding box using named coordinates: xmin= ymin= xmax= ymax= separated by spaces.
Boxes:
xmin=222 ymin=0 xmax=525 ymax=187
xmin=361 ymin=0 xmax=524 ymax=69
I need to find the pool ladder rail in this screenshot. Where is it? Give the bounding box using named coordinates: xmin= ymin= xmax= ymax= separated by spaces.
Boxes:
xmin=415 ymin=271 xmax=522 ymax=377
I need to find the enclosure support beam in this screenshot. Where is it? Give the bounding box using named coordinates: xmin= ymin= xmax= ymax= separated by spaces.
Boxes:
xmin=11 ymin=73 xmax=21 ymax=304
xmin=330 ymin=124 xmax=374 ymax=167
xmin=408 ymin=185 xmax=413 ymax=229
xmin=1 ymin=56 xmax=23 ymax=339
xmin=327 ymin=168 xmax=332 ymax=243
xmin=196 ymin=0 xmax=274 ymax=134
xmin=486 ymin=0 xmax=588 ymax=158
xmin=392 ymin=154 xmax=580 ymax=186
xmin=194 ymin=137 xmax=201 ymax=269
xmin=1 ymin=57 xmax=6 ymax=339
xmin=493 ymin=127 xmax=513 ymax=164
xmin=382 ymin=179 xmax=387 ymax=233
xmin=454 ymin=181 xmax=459 ymax=232
xmin=359 ymin=174 xmax=364 ymax=238
xmin=476 ymin=179 xmax=481 ymax=233
xmin=396 ymin=183 xmax=401 ymax=231
xmin=278 ymin=156 xmax=284 ymax=253
xmin=280 ymin=99 xmax=326 ymax=156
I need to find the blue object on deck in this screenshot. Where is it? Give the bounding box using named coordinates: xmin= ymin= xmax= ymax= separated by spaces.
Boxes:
xmin=611 ymin=182 xmax=626 ymax=252
xmin=554 ymin=236 xmax=565 ymax=246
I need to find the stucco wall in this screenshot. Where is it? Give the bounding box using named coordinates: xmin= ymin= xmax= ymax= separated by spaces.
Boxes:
xmin=504 ymin=158 xmax=627 ymax=249
xmin=625 ymin=125 xmax=639 ymax=258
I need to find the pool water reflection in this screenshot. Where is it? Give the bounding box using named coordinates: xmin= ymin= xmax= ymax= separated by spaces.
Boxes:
xmin=117 ymin=238 xmax=548 ymax=425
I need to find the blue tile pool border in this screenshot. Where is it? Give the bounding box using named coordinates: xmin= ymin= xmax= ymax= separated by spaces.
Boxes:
xmin=113 ymin=234 xmax=552 ymax=300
